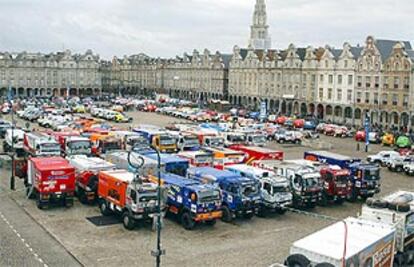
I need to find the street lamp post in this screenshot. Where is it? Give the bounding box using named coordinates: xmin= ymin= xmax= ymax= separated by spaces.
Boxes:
xmin=8 ymin=85 xmax=15 ymax=190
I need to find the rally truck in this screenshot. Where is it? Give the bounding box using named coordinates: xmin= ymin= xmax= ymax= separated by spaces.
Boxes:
xmin=177 ymin=150 xmax=214 ymax=167
xmin=224 ymin=164 xmax=292 ymax=216
xmin=68 ymin=155 xmax=115 ymax=204
xmin=98 ymin=169 xmax=162 ymax=230
xmin=23 ymin=132 xmax=61 ymax=157
xmin=220 ymin=131 xmax=247 ymax=147
xmin=110 ymin=130 xmax=149 ymax=151
xmin=105 ymin=151 xmax=165 ymax=176
xmin=26 ymin=157 xmax=76 ymax=209
xmin=230 ymin=145 xmax=283 ymax=164
xmin=184 ymin=128 xmax=224 ymax=148
xmin=89 ymin=133 xmax=122 ymax=158
xmin=254 ymin=160 xmax=322 ymax=209
xmin=167 ymin=131 xmax=200 ymax=151
xmin=140 ymin=152 xmax=189 ymax=177
xmin=133 ymin=127 xmax=178 ymax=153
xmin=147 ymin=172 xmax=222 ymax=230
xmin=304 ymin=150 xmax=381 ymax=201
xmin=187 ymin=167 xmax=261 ymax=222
xmin=284 ymin=217 xmax=395 ymax=267
xmin=233 ymin=129 xmax=267 ymax=147
xmin=3 ymin=128 xmax=25 ymax=157
xmin=360 ymin=191 xmax=414 ymax=266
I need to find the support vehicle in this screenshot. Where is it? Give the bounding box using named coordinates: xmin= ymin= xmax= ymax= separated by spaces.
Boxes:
xmin=111 ymin=131 xmax=148 ymax=151
xmin=185 ymin=128 xmax=224 ymax=147
xmin=221 ymin=131 xmax=247 ymax=147
xmin=178 ymin=151 xmax=214 ymax=167
xmin=3 ymin=128 xmax=25 ymax=157
xmin=140 ymin=152 xmax=189 ymax=177
xmin=167 ymin=131 xmax=200 ymax=151
xmin=98 ymin=169 xmax=161 ymax=230
xmin=134 ymin=128 xmax=178 ymax=153
xmin=147 ymin=172 xmax=222 ymax=230
xmin=236 ymin=130 xmax=267 ymax=147
xmin=203 ymin=147 xmax=246 ymax=170
xmin=89 ymin=133 xmax=122 ymax=157
xmin=224 ymin=164 xmax=292 ymax=216
xmin=68 ymin=155 xmax=115 ymax=204
xmin=254 ymin=161 xmax=322 ymax=209
xmin=105 ymin=151 xmax=165 ymax=176
xmin=23 ymin=132 xmax=61 ymax=157
xmin=26 ymin=157 xmax=75 ymax=209
xmin=59 ymin=136 xmax=92 ymax=157
xmin=360 ymin=191 xmax=414 ymax=266
xmin=317 ymin=165 xmax=351 ymax=205
xmin=284 ymin=217 xmax=395 ymax=267
xmin=187 ymin=167 xmax=261 ymax=222
xmin=230 ymin=145 xmax=283 ymax=164
xmin=367 ymin=150 xmax=400 ymax=166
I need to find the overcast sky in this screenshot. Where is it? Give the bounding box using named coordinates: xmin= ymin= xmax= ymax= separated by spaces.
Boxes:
xmin=0 ymin=0 xmax=413 ymax=59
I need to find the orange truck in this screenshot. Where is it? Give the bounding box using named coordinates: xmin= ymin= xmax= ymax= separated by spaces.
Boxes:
xmin=97 ymin=170 xmax=163 ymax=230
xmin=89 ymin=133 xmax=122 ymax=157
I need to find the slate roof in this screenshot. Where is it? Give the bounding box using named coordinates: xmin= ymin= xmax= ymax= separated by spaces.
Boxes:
xmin=221 ymin=54 xmax=232 ymax=68
xmin=376 ymin=39 xmax=412 ymax=61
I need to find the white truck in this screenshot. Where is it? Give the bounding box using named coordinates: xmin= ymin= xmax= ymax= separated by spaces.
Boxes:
xmin=360 ymin=191 xmax=414 ymax=266
xmin=285 ymin=217 xmax=396 ymax=267
xmin=105 ymin=151 xmax=165 ymax=176
xmin=23 ymin=132 xmax=61 ymax=157
xmin=3 ymin=129 xmax=25 ymax=156
xmin=221 ymin=131 xmax=246 ymax=147
xmin=224 ymin=164 xmax=292 ymax=216
xmin=366 ymin=151 xmax=400 ymax=166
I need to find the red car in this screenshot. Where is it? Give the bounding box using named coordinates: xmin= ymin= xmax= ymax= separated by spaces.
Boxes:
xmin=276 ymin=116 xmax=288 ymax=125
xmin=293 ymin=119 xmax=305 ymax=129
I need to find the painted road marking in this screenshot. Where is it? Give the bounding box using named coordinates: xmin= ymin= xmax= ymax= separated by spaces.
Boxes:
xmin=0 ymin=210 xmax=49 ymax=267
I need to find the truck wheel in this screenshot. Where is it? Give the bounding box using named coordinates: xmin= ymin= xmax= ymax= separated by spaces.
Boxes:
xmin=315 ymin=263 xmax=335 ymax=267
xmin=348 ymin=189 xmax=358 ymax=202
xmin=335 ymin=198 xmax=345 ymax=205
xmin=78 ymin=189 xmax=88 ymax=204
xmin=122 ymin=212 xmax=136 ymax=230
xmin=205 ymin=219 xmax=216 ymax=226
xmin=64 ymin=198 xmax=74 ymax=208
xmin=256 ymin=207 xmax=267 ymax=217
xmin=243 ymin=212 xmax=254 ymax=220
xmin=276 ymin=209 xmax=287 ymax=215
xmin=279 ymin=139 xmax=284 ymax=144
xmin=221 ymin=206 xmax=233 ymax=223
xmin=285 ymin=254 xmax=311 ymax=267
xmin=36 ymin=195 xmax=44 ymax=210
xmin=99 ymin=200 xmax=111 ymax=216
xmin=396 ymin=166 xmax=403 ymax=172
xmin=319 ymin=193 xmax=328 ymax=206
xmin=180 ymin=211 xmax=195 ymax=230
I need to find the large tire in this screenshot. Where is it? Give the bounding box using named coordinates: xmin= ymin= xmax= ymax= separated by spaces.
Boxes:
xmin=277 ymin=209 xmax=287 ymax=215
xmin=99 ymin=199 xmax=111 ymax=216
xmin=205 ymin=219 xmax=216 ymax=226
xmin=36 ymin=194 xmax=45 ymax=210
xmin=388 ymin=202 xmax=410 ymax=212
xmin=181 ymin=211 xmax=195 ymax=230
xmin=64 ymin=197 xmax=74 ymax=208
xmin=285 ymin=254 xmax=311 ymax=267
xmin=256 ymin=206 xmax=267 ymax=217
xmin=221 ymin=205 xmax=233 ymax=223
xmin=396 ymin=166 xmax=403 ymax=173
xmin=122 ymin=211 xmax=136 ymax=230
xmin=319 ymin=193 xmax=329 ymax=207
xmin=335 ymin=197 xmax=345 ymax=205
xmin=315 ymin=263 xmax=335 ymax=267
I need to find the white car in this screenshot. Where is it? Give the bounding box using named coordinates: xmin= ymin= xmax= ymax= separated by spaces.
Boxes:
xmin=367 ymin=151 xmax=400 ymax=166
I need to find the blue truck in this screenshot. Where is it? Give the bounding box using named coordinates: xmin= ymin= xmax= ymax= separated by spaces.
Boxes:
xmin=147 ymin=172 xmax=222 ymax=230
xmin=140 ymin=152 xmax=189 ymax=177
xmin=186 ymin=167 xmax=262 ymax=222
xmin=304 ymin=150 xmax=381 ymax=201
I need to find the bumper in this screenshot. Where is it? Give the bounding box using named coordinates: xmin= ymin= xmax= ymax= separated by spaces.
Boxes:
xmin=194 ymin=211 xmax=222 ymax=222
xmin=360 ymin=188 xmax=380 ymax=196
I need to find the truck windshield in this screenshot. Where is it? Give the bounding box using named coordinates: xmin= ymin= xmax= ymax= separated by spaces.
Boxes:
xmin=102 ymin=141 xmax=121 ymax=153
xmin=364 ymin=169 xmax=380 ymax=180
xmin=195 ymin=155 xmax=213 ymax=164
xmin=335 ymin=175 xmax=349 ymax=184
xmin=252 ymin=135 xmax=266 ymax=144
xmin=160 ymin=135 xmax=175 ymax=145
xmin=273 ymin=185 xmax=289 ymax=193
xmin=197 ymin=190 xmax=220 ymax=203
xmin=184 ymin=136 xmax=199 ymax=146
xmin=127 ymin=137 xmax=147 ymax=147
xmin=67 ymin=141 xmax=91 ymax=152
xmin=230 ymin=135 xmax=246 ymax=142
xmin=302 ymin=177 xmax=320 ymax=188
xmin=41 ymin=143 xmax=61 ymax=153
xmin=139 ymin=194 xmax=158 ymax=203
xmin=208 ymin=137 xmax=224 ymax=146
xmin=241 ymin=183 xmax=259 ymax=198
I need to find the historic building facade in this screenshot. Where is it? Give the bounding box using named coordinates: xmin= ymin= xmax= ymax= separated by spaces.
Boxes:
xmin=0 ymin=49 xmax=102 ymax=98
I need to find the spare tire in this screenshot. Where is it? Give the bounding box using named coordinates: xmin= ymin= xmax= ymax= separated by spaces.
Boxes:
xmin=388 ymin=202 xmax=410 ymax=212
xmin=285 ymin=254 xmax=311 ymax=267
xmin=366 ymin=198 xmax=388 ymax=209
xmin=315 ymin=263 xmax=335 ymax=267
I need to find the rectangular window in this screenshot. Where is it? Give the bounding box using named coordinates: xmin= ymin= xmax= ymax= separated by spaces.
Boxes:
xmin=375 ymin=76 xmax=379 ymax=88
xmin=344 ymin=60 xmax=348 ymax=68
xmin=329 ymin=75 xmax=333 ymax=84
xmin=382 ymin=95 xmax=388 ymax=105
xmin=365 ymin=92 xmax=370 ymax=103
xmin=328 ymin=88 xmax=332 ymax=99
xmin=403 ymin=95 xmax=409 ymax=107
xmin=338 ymin=75 xmax=343 ymax=84
xmin=394 ymin=77 xmax=400 ymax=89
xmin=312 ymin=75 xmax=316 ymax=83
xmin=337 ymin=89 xmax=342 ymax=101
xmin=347 ymin=90 xmax=352 ymax=101
xmin=366 ymin=76 xmax=371 ymax=88
xmin=320 ymin=75 xmax=324 ymax=82
xmin=392 ymin=94 xmax=398 ymax=106
xmin=319 ymin=88 xmax=323 ymax=99
xmin=348 ymin=75 xmax=353 ymax=85
xmin=404 ymin=77 xmax=410 ymax=90
xmin=357 ymin=76 xmax=362 ymax=87
xmin=374 ymin=93 xmax=379 ymax=104
xmin=356 ymin=92 xmax=362 ymax=103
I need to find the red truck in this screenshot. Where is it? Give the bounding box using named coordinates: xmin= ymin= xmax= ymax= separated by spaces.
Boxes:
xmin=26 ymin=157 xmax=75 ymax=209
xmin=231 ymin=145 xmax=283 ymax=164
xmin=68 ymin=155 xmax=115 ymax=204
xmin=318 ymin=165 xmax=351 ymax=205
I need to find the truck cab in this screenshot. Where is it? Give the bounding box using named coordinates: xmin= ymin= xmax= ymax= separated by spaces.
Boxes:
xmin=134 ymin=127 xmax=178 ymax=153
xmin=89 ymin=133 xmax=122 ymax=157
xmin=147 ymin=172 xmax=222 ymax=230
xmin=221 ymin=131 xmax=247 ymax=147
xmin=224 ymin=164 xmax=292 ymax=216
xmin=111 ymin=131 xmax=149 ymax=151
xmin=3 ymin=128 xmax=25 ymax=157
xmin=359 ymin=191 xmax=414 ymax=266
xmin=63 ymin=136 xmax=92 ymax=157
xmin=187 ymin=167 xmax=261 ymax=222
xmin=178 ymin=151 xmax=214 ymax=167
xmin=242 ymin=131 xmax=267 ymax=147
xmin=202 ymin=135 xmax=224 ymax=148
xmin=347 ymin=162 xmax=381 ymax=201
xmin=168 ymin=131 xmax=200 ymax=151
xmin=98 ymin=170 xmax=161 ymax=230
xmin=318 ymin=165 xmax=351 ymax=205
xmin=23 ymin=132 xmax=61 ymax=157
xmin=256 ymin=161 xmax=322 ymax=209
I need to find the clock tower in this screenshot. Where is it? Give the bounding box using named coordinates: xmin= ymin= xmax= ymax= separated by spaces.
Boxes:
xmin=249 ymin=0 xmax=271 ymax=50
